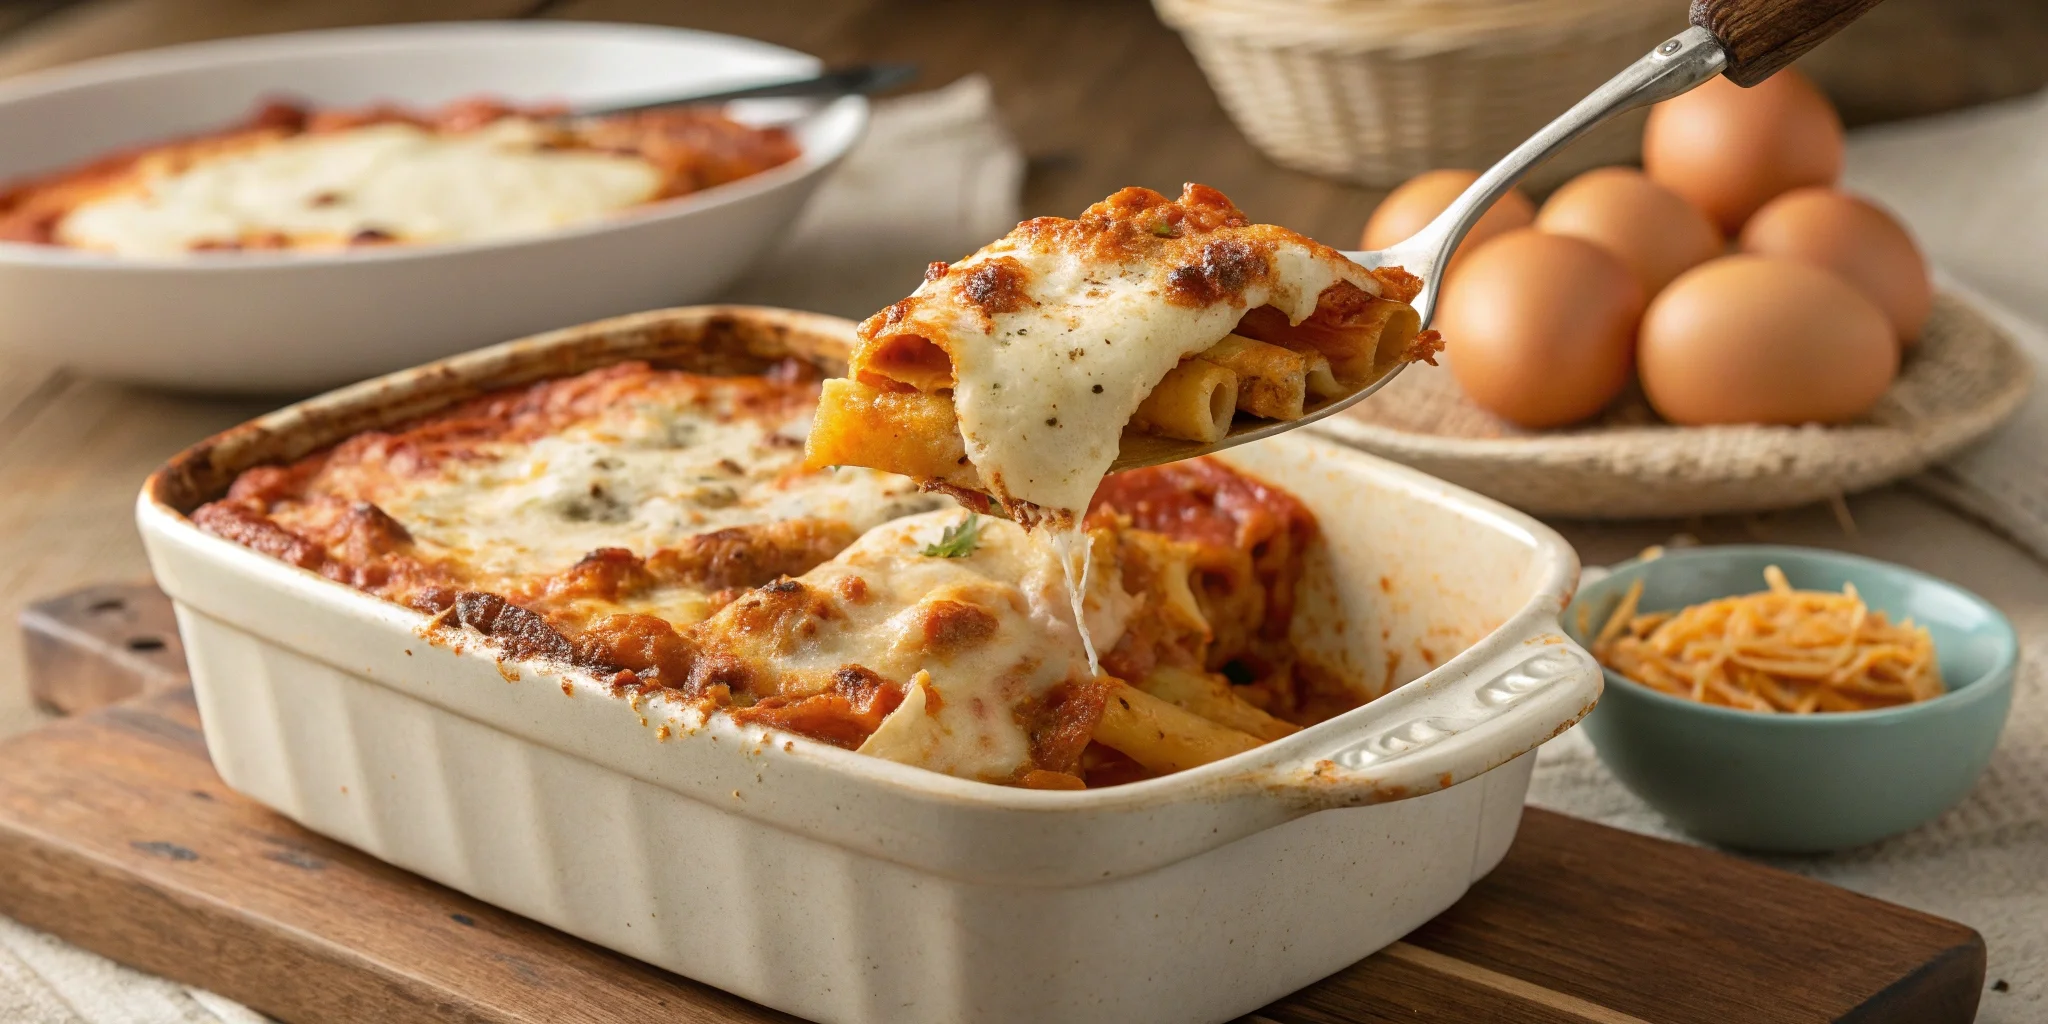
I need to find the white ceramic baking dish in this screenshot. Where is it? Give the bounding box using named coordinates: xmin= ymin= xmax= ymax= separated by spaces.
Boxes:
xmin=0 ymin=23 xmax=864 ymax=392
xmin=137 ymin=306 xmax=1601 ymax=1024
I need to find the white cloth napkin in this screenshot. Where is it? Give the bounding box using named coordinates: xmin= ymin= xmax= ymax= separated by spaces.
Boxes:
xmin=0 ymin=75 xmax=1025 ymax=1024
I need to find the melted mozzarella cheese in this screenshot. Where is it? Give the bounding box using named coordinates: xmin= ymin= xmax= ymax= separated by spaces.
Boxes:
xmin=57 ymin=119 xmax=661 ymax=256
xmin=940 ymin=243 xmax=1351 ymax=516
xmin=855 ymin=671 xmax=946 ymax=766
xmin=1048 ymin=525 xmax=1101 ymax=676
xmin=358 ymin=395 xmax=943 ymax=624
xmin=765 ymin=511 xmax=1135 ymax=780
xmin=912 ymin=240 xmax=1363 ymax=680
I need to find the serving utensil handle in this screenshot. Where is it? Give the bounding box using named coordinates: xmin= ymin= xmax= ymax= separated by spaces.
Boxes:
xmin=1345 ymin=25 xmax=1729 ymax=327
xmin=575 ymin=63 xmax=917 ymax=118
xmin=1151 ymin=1 xmax=1890 ymax=470
xmin=1691 ymin=0 xmax=1885 ymax=87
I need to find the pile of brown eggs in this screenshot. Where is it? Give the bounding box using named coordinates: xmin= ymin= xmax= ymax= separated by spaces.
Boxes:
xmin=1362 ymin=70 xmax=1931 ymax=429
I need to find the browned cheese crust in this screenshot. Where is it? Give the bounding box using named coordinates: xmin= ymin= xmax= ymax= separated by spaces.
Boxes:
xmin=0 ymin=96 xmax=800 ymax=249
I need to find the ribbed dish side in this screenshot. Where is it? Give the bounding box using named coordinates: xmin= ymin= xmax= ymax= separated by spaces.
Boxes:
xmin=176 ymin=604 xmax=1536 ymax=1024
xmin=1161 ymin=0 xmax=1678 ymax=188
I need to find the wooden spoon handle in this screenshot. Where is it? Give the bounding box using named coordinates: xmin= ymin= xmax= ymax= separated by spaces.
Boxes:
xmin=1690 ymin=0 xmax=1886 ymax=86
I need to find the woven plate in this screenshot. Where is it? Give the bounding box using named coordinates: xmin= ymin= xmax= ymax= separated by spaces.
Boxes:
xmin=1308 ymin=292 xmax=2033 ymax=518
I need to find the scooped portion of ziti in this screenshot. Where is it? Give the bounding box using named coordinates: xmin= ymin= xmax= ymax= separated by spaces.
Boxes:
xmin=805 ymin=182 xmax=1441 ymax=526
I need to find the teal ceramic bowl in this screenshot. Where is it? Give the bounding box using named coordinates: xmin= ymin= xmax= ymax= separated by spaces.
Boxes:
xmin=1564 ymin=545 xmax=2016 ymax=853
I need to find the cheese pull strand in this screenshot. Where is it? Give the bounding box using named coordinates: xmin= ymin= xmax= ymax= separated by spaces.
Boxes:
xmin=1050 ymin=525 xmax=1101 ymax=678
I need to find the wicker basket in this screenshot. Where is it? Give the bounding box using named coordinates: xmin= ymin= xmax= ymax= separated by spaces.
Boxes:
xmin=1308 ymin=293 xmax=2034 ymax=519
xmin=1153 ymin=0 xmax=1687 ymax=188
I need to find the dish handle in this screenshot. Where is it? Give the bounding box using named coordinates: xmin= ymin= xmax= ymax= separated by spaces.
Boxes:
xmin=1262 ymin=619 xmax=1604 ymax=811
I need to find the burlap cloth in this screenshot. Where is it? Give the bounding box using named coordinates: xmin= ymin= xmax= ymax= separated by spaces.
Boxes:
xmin=1313 ymin=292 xmax=2034 ymax=518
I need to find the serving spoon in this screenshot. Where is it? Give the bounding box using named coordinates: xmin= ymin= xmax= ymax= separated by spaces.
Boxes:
xmin=1109 ymin=0 xmax=1885 ymax=473
xmin=572 ymin=63 xmax=917 ymax=118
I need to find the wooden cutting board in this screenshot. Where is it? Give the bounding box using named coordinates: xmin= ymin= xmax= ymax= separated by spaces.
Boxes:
xmin=0 ymin=584 xmax=1987 ymax=1024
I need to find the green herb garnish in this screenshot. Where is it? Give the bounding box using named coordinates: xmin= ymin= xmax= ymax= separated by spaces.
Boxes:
xmin=921 ymin=514 xmax=985 ymax=558
xmin=1150 ymin=220 xmax=1177 ymax=238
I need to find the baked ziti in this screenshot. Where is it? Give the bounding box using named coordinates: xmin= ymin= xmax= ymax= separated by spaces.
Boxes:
xmin=194 ymin=358 xmax=1371 ymax=788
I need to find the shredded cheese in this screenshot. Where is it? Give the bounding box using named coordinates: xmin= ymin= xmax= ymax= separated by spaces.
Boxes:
xmin=1592 ymin=566 xmax=1944 ymax=713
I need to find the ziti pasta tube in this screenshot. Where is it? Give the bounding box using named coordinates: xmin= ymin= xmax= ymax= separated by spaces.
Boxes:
xmin=1196 ymin=334 xmax=1335 ymax=421
xmin=1094 ymin=678 xmax=1263 ymax=774
xmin=1137 ymin=665 xmax=1300 ymax=742
xmin=807 ymin=379 xmax=980 ymax=487
xmin=1132 ymin=359 xmax=1238 ymax=444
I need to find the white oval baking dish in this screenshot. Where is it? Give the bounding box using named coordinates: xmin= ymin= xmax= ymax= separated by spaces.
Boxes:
xmin=136 ymin=306 xmax=1601 ymax=1024
xmin=0 ymin=23 xmax=864 ymax=392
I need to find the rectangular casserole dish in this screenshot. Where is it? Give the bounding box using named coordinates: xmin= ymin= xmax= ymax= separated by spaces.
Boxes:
xmin=137 ymin=305 xmax=1602 ymax=1024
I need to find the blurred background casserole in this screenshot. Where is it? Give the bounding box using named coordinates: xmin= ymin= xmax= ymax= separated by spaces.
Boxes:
xmin=0 ymin=22 xmax=866 ymax=392
xmin=0 ymin=96 xmax=799 ymax=255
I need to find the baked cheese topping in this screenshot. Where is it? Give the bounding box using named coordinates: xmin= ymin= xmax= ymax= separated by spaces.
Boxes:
xmin=705 ymin=510 xmax=1136 ymax=780
xmin=225 ymin=363 xmax=946 ymax=632
xmin=943 ymin=244 xmax=1350 ymax=514
xmin=389 ymin=399 xmax=930 ymax=626
xmin=376 ymin=407 xmax=918 ymax=581
xmin=860 ymin=184 xmax=1388 ymax=517
xmin=56 ymin=119 xmax=663 ymax=256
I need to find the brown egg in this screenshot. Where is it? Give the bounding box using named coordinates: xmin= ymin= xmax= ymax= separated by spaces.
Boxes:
xmin=1642 ymin=69 xmax=1844 ymax=234
xmin=1536 ymin=166 xmax=1723 ymax=294
xmin=1639 ymin=255 xmax=1897 ymax=426
xmin=1740 ymin=188 xmax=1932 ymax=345
xmin=1360 ymin=169 xmax=1535 ymax=272
xmin=1438 ymin=229 xmax=1644 ymax=428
